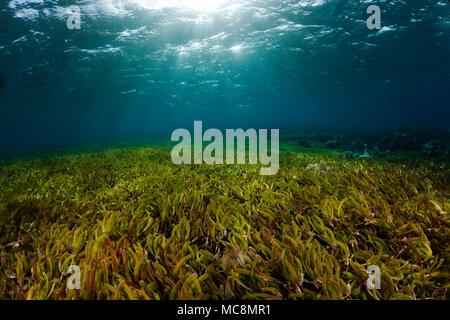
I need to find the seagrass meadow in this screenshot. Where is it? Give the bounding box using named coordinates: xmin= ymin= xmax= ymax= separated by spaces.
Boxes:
xmin=0 ymin=144 xmax=448 ymax=300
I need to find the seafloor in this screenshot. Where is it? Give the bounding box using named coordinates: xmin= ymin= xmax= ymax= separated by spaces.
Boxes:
xmin=0 ymin=137 xmax=448 ymax=300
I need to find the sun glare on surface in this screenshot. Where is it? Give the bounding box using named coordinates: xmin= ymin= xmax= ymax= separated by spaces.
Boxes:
xmin=183 ymin=0 xmax=227 ymax=10
xmin=133 ymin=0 xmax=229 ymax=11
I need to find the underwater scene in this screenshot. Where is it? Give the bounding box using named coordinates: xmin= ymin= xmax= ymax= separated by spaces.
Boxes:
xmin=0 ymin=0 xmax=449 ymax=301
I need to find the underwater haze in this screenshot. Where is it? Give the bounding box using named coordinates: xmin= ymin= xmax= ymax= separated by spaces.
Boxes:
xmin=0 ymin=0 xmax=449 ymax=156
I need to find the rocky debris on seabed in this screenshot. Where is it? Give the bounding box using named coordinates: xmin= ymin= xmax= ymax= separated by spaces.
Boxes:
xmin=342 ymin=150 xmax=374 ymax=160
xmin=306 ymin=161 xmax=330 ymax=173
xmin=421 ymin=140 xmax=441 ymax=157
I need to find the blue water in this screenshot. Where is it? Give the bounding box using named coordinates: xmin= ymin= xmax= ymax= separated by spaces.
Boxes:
xmin=0 ymin=0 xmax=449 ymax=157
